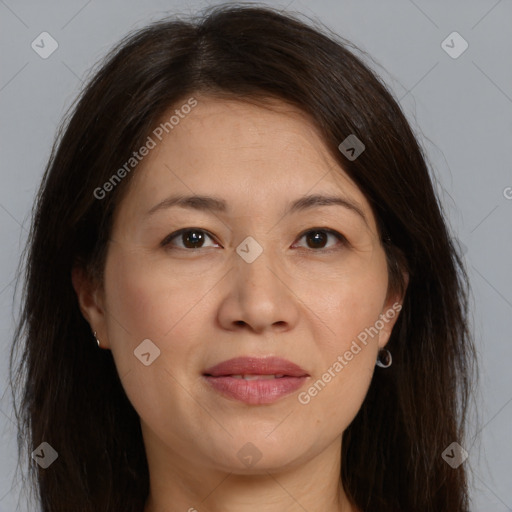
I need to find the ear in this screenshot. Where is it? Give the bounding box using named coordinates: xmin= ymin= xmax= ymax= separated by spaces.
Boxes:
xmin=71 ymin=266 xmax=110 ymax=349
xmin=378 ymin=270 xmax=409 ymax=349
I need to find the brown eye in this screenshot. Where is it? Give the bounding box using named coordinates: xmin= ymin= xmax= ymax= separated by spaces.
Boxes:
xmin=294 ymin=229 xmax=347 ymax=251
xmin=162 ymin=228 xmax=219 ymax=250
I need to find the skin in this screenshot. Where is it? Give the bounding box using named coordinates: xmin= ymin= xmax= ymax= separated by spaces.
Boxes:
xmin=73 ymin=96 xmax=407 ymax=512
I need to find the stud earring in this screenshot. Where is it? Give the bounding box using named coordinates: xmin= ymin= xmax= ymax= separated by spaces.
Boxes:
xmin=93 ymin=331 xmax=101 ymax=348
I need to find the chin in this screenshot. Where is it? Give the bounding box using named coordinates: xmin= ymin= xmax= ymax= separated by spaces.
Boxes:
xmin=201 ymin=436 xmax=310 ymax=474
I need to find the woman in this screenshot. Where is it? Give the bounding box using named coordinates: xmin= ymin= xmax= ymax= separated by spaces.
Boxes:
xmin=9 ymin=4 xmax=477 ymax=511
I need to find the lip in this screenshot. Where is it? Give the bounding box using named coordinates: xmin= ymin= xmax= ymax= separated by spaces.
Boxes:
xmin=203 ymin=356 xmax=309 ymax=405
xmin=204 ymin=356 xmax=308 ymax=378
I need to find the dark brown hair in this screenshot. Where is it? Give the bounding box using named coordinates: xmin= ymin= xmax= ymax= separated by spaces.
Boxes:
xmin=9 ymin=3 xmax=478 ymax=511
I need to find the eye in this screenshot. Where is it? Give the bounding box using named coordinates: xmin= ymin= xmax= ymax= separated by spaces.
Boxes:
xmin=161 ymin=228 xmax=220 ymax=250
xmin=292 ymin=228 xmax=347 ymax=251
xmin=161 ymin=227 xmax=347 ymax=252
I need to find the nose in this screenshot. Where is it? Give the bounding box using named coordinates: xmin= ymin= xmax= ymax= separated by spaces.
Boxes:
xmin=216 ymin=242 xmax=300 ymax=335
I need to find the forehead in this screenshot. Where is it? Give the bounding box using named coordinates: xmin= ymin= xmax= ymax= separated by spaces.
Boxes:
xmin=114 ymin=96 xmax=374 ymax=228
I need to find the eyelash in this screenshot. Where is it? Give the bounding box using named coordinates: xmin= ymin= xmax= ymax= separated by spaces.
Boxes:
xmin=161 ymin=227 xmax=348 ymax=253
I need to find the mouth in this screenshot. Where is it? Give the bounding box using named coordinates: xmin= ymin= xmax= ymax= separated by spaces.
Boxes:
xmin=229 ymin=374 xmax=286 ymax=380
xmin=202 ymin=356 xmax=309 ymax=404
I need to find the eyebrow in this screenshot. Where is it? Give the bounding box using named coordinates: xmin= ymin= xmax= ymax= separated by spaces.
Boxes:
xmin=146 ymin=193 xmax=368 ymax=225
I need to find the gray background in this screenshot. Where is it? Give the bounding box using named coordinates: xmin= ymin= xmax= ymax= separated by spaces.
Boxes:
xmin=1 ymin=0 xmax=511 ymax=510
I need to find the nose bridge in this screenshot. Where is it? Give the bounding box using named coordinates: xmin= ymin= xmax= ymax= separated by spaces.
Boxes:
xmin=235 ymin=234 xmax=282 ymax=297
xmin=226 ymin=233 xmax=297 ymax=331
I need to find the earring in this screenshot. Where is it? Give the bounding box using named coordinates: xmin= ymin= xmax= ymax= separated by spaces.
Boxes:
xmin=93 ymin=331 xmax=101 ymax=348
xmin=376 ymin=348 xmax=392 ymax=368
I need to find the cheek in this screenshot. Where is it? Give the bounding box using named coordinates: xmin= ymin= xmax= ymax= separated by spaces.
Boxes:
xmin=104 ymin=244 xmax=206 ymax=337
xmin=297 ymin=255 xmax=387 ymax=427
xmin=102 ymin=244 xmax=218 ymax=382
xmin=101 ymin=247 xmax=211 ymax=432
xmin=305 ymin=358 xmax=375 ymax=436
xmin=298 ymin=307 xmax=378 ymax=435
xmin=308 ymin=255 xmax=389 ymax=357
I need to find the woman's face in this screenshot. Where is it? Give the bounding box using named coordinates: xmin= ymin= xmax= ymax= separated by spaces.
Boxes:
xmin=77 ymin=96 xmax=403 ymax=474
